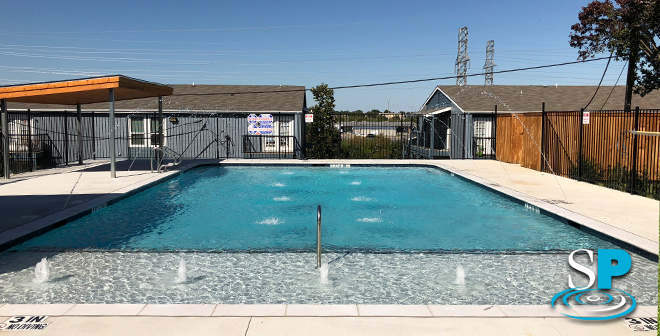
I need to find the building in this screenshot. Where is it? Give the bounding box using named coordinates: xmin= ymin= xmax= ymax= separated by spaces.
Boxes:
xmin=4 ymin=84 xmax=308 ymax=173
xmin=416 ymin=85 xmax=660 ymax=159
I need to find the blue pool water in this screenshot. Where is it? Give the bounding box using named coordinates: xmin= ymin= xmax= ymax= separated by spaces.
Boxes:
xmin=13 ymin=166 xmax=617 ymax=252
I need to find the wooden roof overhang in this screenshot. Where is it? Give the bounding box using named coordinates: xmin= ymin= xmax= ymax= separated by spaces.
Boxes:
xmin=0 ymin=75 xmax=173 ymax=105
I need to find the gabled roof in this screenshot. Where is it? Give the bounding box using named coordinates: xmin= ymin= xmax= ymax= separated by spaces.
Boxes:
xmin=7 ymin=84 xmax=307 ymax=112
xmin=432 ymin=85 xmax=660 ymax=112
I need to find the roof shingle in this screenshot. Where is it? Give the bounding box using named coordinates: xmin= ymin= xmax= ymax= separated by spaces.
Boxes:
xmin=435 ymin=85 xmax=660 ymax=112
xmin=6 ymin=84 xmax=306 ymax=112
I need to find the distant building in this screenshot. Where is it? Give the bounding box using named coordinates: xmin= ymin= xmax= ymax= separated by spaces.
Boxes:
xmin=417 ymin=85 xmax=660 ymax=159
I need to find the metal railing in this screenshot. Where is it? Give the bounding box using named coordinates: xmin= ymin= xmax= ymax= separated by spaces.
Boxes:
xmin=331 ymin=112 xmax=411 ymax=159
xmin=150 ymin=146 xmax=183 ymax=173
xmin=316 ymin=205 xmax=322 ymax=268
xmin=541 ymin=108 xmax=660 ymax=198
xmin=1 ymin=110 xmax=300 ymax=176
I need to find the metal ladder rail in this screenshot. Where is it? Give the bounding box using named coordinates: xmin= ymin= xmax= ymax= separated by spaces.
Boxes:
xmin=150 ymin=146 xmax=183 ymax=173
xmin=317 ymin=205 xmax=322 ymax=268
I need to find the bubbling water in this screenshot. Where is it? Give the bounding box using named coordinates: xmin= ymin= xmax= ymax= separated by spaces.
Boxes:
xmin=34 ymin=258 xmax=50 ymax=284
xmin=455 ymin=265 xmax=466 ymax=286
xmin=175 ymin=256 xmax=187 ymax=284
xmin=320 ymin=263 xmax=329 ymax=284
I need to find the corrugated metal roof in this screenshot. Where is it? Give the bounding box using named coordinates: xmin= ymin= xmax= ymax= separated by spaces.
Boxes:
xmin=435 ymin=85 xmax=660 ymax=112
xmin=6 ymin=84 xmax=306 ymax=112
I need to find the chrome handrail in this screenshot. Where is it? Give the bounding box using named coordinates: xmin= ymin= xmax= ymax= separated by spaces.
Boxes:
xmin=317 ymin=205 xmax=322 ymax=268
xmin=150 ymin=146 xmax=183 ymax=173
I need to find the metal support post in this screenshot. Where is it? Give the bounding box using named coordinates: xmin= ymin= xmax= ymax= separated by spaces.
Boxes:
xmin=158 ymin=95 xmax=163 ymax=162
xmin=27 ymin=109 xmax=35 ymax=171
xmin=578 ymin=108 xmax=584 ymax=181
xmin=630 ymin=106 xmax=640 ymax=194
xmin=1 ymin=99 xmax=9 ymax=179
xmin=91 ymin=112 xmax=96 ymax=160
xmin=77 ymin=103 xmax=83 ymax=165
xmin=429 ymin=116 xmax=435 ymax=159
xmin=109 ymin=89 xmax=116 ymax=178
xmin=540 ymin=102 xmax=545 ymax=172
xmin=462 ymin=115 xmax=467 ymax=159
xmin=64 ymin=110 xmax=69 ymax=165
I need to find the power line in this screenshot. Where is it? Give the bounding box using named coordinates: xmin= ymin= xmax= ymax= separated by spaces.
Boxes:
xmin=599 ymin=61 xmax=628 ymax=110
xmin=583 ymin=50 xmax=613 ymax=110
xmin=171 ymin=56 xmax=613 ymax=96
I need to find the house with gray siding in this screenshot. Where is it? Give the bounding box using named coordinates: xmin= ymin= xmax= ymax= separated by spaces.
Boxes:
xmin=418 ymin=85 xmax=660 ymax=159
xmin=6 ymin=85 xmax=308 ymax=163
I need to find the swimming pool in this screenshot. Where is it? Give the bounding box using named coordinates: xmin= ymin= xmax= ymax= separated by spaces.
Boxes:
xmin=0 ymin=165 xmax=656 ymax=305
xmin=12 ymin=166 xmax=619 ymax=252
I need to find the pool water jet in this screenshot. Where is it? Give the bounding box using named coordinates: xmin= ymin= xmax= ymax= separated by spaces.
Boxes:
xmin=34 ymin=258 xmax=50 ymax=284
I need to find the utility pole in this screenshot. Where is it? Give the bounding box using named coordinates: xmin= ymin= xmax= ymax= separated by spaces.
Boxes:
xmin=484 ymin=40 xmax=496 ymax=85
xmin=455 ymin=27 xmax=470 ymax=86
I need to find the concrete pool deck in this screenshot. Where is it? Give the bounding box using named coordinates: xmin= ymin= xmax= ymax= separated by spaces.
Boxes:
xmin=0 ymin=304 xmax=656 ymax=335
xmin=0 ymin=159 xmax=656 ymax=334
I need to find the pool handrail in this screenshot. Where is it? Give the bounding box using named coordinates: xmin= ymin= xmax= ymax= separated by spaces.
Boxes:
xmin=317 ymin=205 xmax=322 ymax=268
xmin=150 ymin=146 xmax=183 ymax=173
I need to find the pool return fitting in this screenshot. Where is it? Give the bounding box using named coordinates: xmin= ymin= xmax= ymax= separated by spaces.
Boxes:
xmin=317 ymin=205 xmax=322 ymax=268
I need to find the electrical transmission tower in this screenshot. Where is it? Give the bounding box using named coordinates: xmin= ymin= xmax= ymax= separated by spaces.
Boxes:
xmin=455 ymin=27 xmax=470 ymax=86
xmin=484 ymin=40 xmax=496 ymax=85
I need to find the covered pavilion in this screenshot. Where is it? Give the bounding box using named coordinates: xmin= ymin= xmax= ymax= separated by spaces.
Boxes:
xmin=0 ymin=75 xmax=173 ymax=178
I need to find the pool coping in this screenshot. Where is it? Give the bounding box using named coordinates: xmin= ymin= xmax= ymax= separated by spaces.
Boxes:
xmin=0 ymin=159 xmax=657 ymax=259
xmin=0 ymin=304 xmax=656 ymax=318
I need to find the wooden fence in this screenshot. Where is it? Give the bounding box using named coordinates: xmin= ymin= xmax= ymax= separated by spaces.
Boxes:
xmin=496 ymin=109 xmax=660 ymax=198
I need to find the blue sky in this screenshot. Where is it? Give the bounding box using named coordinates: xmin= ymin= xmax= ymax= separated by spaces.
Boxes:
xmin=0 ymin=0 xmax=626 ymax=111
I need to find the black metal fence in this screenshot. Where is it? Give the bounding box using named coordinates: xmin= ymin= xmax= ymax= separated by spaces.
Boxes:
xmin=0 ymin=110 xmax=300 ymax=176
xmin=406 ymin=112 xmax=496 ymax=160
xmin=542 ymin=108 xmax=659 ymax=198
xmin=332 ymin=112 xmax=411 ymax=159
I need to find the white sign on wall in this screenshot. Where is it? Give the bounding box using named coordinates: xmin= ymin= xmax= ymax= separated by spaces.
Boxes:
xmin=582 ymin=111 xmax=590 ymax=124
xmin=305 ymin=114 xmax=314 ymax=123
xmin=247 ymin=114 xmax=274 ymax=135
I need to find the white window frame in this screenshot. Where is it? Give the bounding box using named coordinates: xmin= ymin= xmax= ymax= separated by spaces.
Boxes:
xmin=129 ymin=116 xmax=166 ymax=147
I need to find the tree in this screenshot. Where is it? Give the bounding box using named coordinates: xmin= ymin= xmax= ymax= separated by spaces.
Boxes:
xmin=569 ymin=0 xmax=660 ymax=110
xmin=306 ymin=84 xmax=341 ymax=158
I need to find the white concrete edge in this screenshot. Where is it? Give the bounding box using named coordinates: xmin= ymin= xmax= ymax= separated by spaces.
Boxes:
xmin=2 ymin=304 xmax=653 ymax=318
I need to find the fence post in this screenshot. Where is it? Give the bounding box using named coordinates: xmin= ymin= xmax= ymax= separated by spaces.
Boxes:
xmin=158 ymin=96 xmax=163 ymax=162
xmin=429 ymin=115 xmax=435 ymax=160
xmin=630 ymin=106 xmax=640 ymax=194
xmin=578 ymin=108 xmax=584 ymax=181
xmin=1 ymin=99 xmax=9 ymax=179
xmin=64 ymin=110 xmax=69 ymax=165
xmin=77 ymin=104 xmax=83 ymax=165
xmin=462 ymin=115 xmax=467 ymax=159
xmin=91 ymin=112 xmax=96 ymax=160
xmin=27 ymin=109 xmax=34 ymax=171
xmin=494 ymin=105 xmax=497 ymax=160
xmin=400 ymin=112 xmax=404 ymax=159
xmin=540 ymin=102 xmax=546 ymax=172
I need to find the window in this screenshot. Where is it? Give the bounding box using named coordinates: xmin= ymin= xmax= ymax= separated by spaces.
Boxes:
xmin=279 ymin=123 xmax=290 ymax=147
xmin=474 ymin=120 xmax=486 ymax=138
xmin=129 ymin=117 xmax=165 ymax=147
